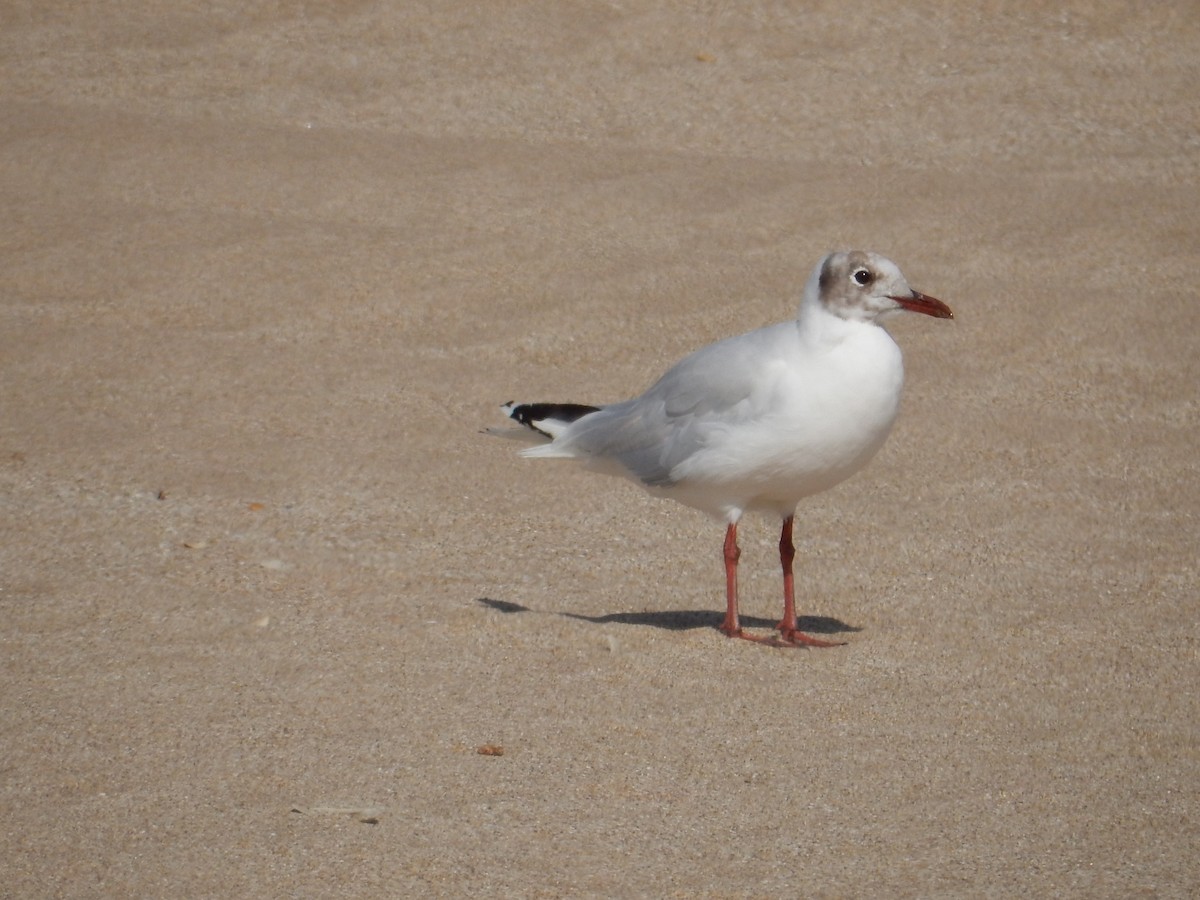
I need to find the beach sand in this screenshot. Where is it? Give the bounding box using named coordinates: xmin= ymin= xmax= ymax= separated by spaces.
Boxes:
xmin=2 ymin=3 xmax=1198 ymax=895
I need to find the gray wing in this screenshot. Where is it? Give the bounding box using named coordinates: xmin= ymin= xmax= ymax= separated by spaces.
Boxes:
xmin=556 ymin=322 xmax=796 ymax=486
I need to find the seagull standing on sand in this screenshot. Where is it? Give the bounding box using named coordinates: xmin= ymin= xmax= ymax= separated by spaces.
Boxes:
xmin=498 ymin=251 xmax=952 ymax=647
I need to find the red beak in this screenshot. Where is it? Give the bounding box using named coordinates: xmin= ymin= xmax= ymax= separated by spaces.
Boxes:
xmin=891 ymin=290 xmax=953 ymax=319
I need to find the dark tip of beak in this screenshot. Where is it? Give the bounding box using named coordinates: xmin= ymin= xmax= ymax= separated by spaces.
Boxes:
xmin=891 ymin=290 xmax=953 ymax=319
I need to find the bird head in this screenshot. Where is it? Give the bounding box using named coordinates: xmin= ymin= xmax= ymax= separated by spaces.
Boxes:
xmin=813 ymin=250 xmax=953 ymax=323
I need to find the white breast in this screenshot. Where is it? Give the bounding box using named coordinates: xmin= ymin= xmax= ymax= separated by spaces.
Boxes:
xmin=666 ymin=321 xmax=905 ymax=518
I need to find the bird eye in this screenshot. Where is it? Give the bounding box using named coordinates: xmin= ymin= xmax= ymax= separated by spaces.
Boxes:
xmin=852 ymin=268 xmax=873 ymax=286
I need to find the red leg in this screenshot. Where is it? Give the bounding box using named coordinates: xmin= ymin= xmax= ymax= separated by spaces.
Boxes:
xmin=719 ymin=522 xmax=742 ymax=636
xmin=720 ymin=521 xmax=793 ymax=647
xmin=778 ymin=515 xmax=798 ymax=634
xmin=776 ymin=515 xmax=845 ymax=647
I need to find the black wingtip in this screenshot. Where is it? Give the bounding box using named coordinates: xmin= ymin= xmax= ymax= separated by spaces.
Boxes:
xmin=507 ymin=402 xmax=600 ymax=437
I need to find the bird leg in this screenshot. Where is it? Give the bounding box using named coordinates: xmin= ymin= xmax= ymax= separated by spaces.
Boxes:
xmin=719 ymin=522 xmax=743 ymax=636
xmin=720 ymin=521 xmax=791 ymax=647
xmin=776 ymin=515 xmax=845 ymax=647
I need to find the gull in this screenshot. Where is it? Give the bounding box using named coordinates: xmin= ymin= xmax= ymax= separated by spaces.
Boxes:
xmin=497 ymin=251 xmax=952 ymax=646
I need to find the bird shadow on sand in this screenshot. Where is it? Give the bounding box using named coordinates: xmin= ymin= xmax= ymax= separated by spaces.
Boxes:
xmin=476 ymin=598 xmax=860 ymax=636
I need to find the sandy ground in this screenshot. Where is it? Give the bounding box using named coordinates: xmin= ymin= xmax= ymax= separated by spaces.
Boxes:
xmin=3 ymin=3 xmax=1199 ymax=896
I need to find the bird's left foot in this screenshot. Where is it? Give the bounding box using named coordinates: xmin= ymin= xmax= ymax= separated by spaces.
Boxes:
xmin=721 ymin=625 xmax=792 ymax=648
xmin=721 ymin=625 xmax=843 ymax=648
xmin=776 ymin=626 xmax=846 ymax=648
